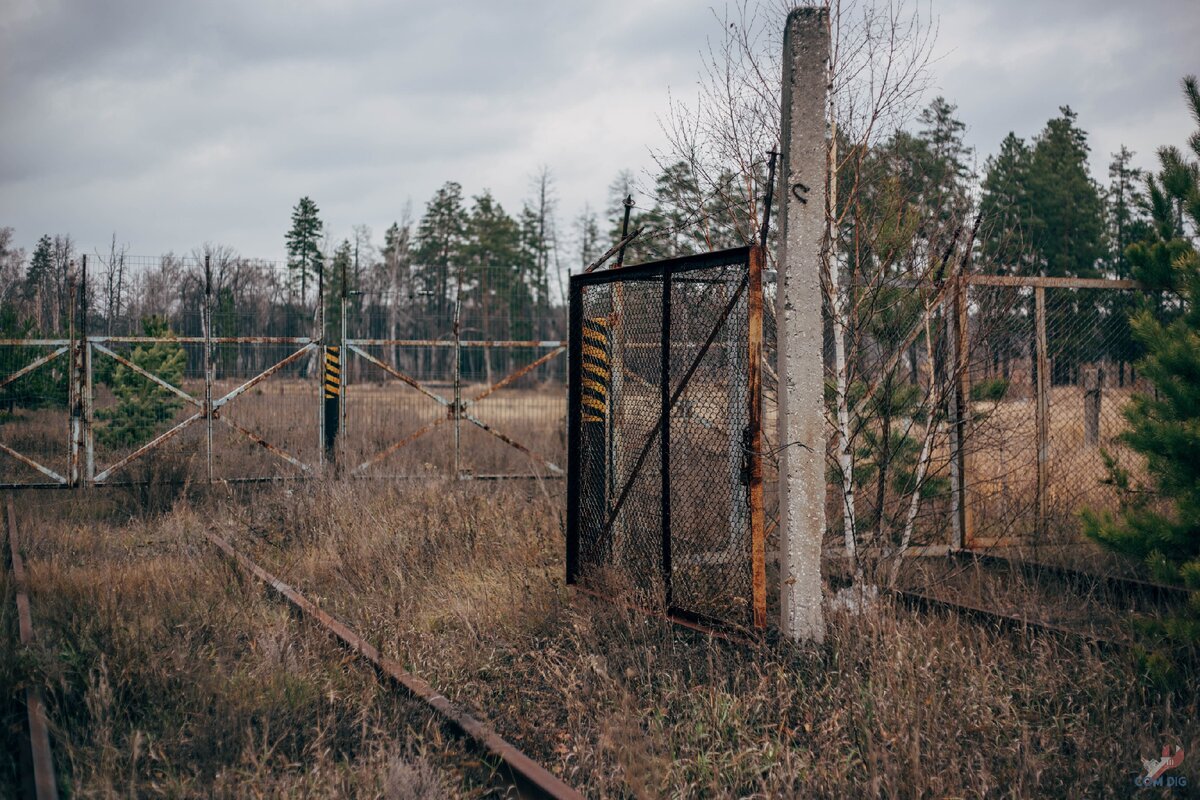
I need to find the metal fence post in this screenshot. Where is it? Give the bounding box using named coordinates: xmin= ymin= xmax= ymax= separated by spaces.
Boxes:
xmin=68 ymin=270 xmax=79 ymax=488
xmin=565 ymin=280 xmax=584 ymax=584
xmin=81 ymin=255 xmax=94 ymax=487
xmin=957 ymin=272 xmax=974 ymax=548
xmin=1035 ymin=285 xmax=1049 ymax=539
xmin=660 ymin=268 xmax=672 ymax=612
xmin=948 ymin=271 xmax=973 ymax=550
xmin=1084 ymin=364 xmax=1102 ymax=446
xmin=316 ymin=255 xmax=325 ymax=470
xmin=340 ymin=261 xmax=348 ymax=467
xmin=453 ymin=292 xmax=462 ymax=480
xmin=747 ymin=245 xmax=767 ymax=629
xmin=203 ymin=255 xmax=214 ymax=483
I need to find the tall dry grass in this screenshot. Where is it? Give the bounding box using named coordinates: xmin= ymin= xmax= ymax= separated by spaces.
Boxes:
xmin=0 ymin=492 xmax=514 ymax=798
xmin=213 ymin=481 xmax=1197 ymax=797
xmin=3 ymin=475 xmax=1197 ymax=797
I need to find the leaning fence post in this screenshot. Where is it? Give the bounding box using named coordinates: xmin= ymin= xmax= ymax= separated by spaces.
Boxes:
xmin=775 ymin=7 xmax=829 ymax=642
xmin=1035 ymin=285 xmax=1050 ymax=539
xmin=203 ymin=255 xmax=214 ymax=483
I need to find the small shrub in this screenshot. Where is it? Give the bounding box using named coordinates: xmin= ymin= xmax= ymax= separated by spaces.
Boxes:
xmin=970 ymin=376 xmax=1010 ymax=403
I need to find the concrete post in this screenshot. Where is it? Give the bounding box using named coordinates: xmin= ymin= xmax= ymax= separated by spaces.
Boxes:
xmin=776 ymin=7 xmax=829 ymax=642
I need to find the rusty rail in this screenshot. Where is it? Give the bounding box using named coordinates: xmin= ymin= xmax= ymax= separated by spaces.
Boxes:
xmin=891 ymin=588 xmax=1123 ymax=650
xmin=6 ymin=497 xmax=60 ymax=800
xmin=951 ymin=551 xmax=1192 ymax=607
xmin=203 ymin=530 xmax=584 ymax=800
xmin=347 ymin=338 xmax=564 ymax=349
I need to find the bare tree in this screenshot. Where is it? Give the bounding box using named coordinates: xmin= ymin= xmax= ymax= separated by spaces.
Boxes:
xmin=650 ymin=1 xmax=971 ymax=587
xmin=0 ymin=228 xmax=26 ymax=309
xmin=98 ymin=233 xmax=129 ymax=335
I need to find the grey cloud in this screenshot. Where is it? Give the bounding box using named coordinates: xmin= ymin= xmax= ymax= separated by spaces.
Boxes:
xmin=0 ymin=0 xmax=1196 ymax=259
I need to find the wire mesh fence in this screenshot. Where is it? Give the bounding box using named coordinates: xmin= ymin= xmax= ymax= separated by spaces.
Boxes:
xmin=567 ymin=246 xmax=766 ymax=629
xmin=0 ymin=246 xmax=1161 ymax=587
xmin=962 ymin=277 xmax=1149 ymax=548
xmin=0 ymin=254 xmax=567 ymax=486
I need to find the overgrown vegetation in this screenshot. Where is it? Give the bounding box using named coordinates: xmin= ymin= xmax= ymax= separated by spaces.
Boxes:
xmin=4 ymin=481 xmax=1196 ymax=797
xmin=1084 ymin=76 xmax=1200 ymax=661
xmin=95 ymin=315 xmax=186 ymax=448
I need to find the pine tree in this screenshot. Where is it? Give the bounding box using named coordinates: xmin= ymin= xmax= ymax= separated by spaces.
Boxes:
xmin=1104 ymin=146 xmax=1153 ymax=385
xmin=1027 ymin=108 xmax=1107 ymax=383
xmin=915 ymin=97 xmax=974 ymax=242
xmin=24 ymin=235 xmax=54 ymax=332
xmin=1027 ymin=107 xmax=1105 ymax=280
xmin=465 ymin=191 xmax=523 ymax=381
xmin=96 ymin=316 xmax=186 ymax=447
xmin=979 ymin=133 xmax=1034 ymax=277
xmin=285 ymin=197 xmax=324 ymax=306
xmin=325 ymin=239 xmax=353 ymax=340
xmin=1083 ymin=75 xmax=1200 ymax=660
xmin=574 ymin=205 xmax=602 ymax=271
xmin=414 ymin=182 xmax=468 ymax=327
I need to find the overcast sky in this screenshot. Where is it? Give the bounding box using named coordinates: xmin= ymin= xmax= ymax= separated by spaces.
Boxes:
xmin=1 ymin=0 xmax=1197 ymax=262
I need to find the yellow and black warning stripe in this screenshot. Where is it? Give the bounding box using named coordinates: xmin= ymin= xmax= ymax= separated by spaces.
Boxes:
xmin=324 ymin=346 xmax=341 ymax=399
xmin=581 ymin=317 xmax=609 ymax=423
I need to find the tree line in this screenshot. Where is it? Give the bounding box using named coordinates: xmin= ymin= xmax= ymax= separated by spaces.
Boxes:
xmin=0 ymin=90 xmax=1181 ymax=391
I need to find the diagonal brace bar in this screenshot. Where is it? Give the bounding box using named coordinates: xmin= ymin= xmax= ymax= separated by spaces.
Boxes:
xmin=218 ymin=415 xmax=312 ymax=473
xmin=600 ymin=271 xmax=750 ymax=538
xmin=93 ymin=411 xmax=204 ymax=482
xmin=0 ymin=441 xmax=67 ymax=484
xmin=351 ymin=417 xmax=449 ymax=475
xmin=346 ymin=344 xmax=451 ymax=408
xmin=459 ymin=410 xmax=564 ymax=475
xmin=0 ymin=346 xmax=68 ymax=391
xmin=91 ymin=342 xmax=201 ymax=407
xmin=468 ymin=346 xmax=565 ymax=406
xmin=213 ymin=343 xmax=316 ymax=409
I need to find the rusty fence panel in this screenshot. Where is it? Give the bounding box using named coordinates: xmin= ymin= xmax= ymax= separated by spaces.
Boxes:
xmin=1 ymin=256 xmax=570 ymax=486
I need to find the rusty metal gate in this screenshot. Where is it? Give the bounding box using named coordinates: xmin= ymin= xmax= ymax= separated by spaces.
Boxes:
xmin=0 ymin=256 xmax=566 ymax=487
xmin=566 ymin=245 xmax=767 ymax=630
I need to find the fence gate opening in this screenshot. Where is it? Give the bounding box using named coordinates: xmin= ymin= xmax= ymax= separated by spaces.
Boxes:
xmin=566 ymin=246 xmax=767 ymax=630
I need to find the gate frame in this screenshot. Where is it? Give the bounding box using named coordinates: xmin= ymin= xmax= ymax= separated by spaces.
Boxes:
xmin=953 ymin=272 xmax=1144 ymax=550
xmin=565 ymin=244 xmax=767 ymax=630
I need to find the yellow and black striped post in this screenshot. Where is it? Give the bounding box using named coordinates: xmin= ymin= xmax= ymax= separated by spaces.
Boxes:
xmin=581 ymin=316 xmax=611 ymax=560
xmin=323 ymin=346 xmax=341 ymax=460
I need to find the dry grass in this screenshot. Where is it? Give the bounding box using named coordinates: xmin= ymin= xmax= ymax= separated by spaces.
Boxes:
xmin=5 ymin=481 xmax=1194 ymax=798
xmin=0 ymin=493 xmax=519 ymax=798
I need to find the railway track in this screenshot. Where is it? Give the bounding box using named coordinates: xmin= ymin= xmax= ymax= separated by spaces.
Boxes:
xmin=950 ymin=550 xmax=1191 ymax=607
xmin=891 ymin=549 xmax=1193 ymax=652
xmin=5 ymin=496 xmax=59 ymax=800
xmin=203 ymin=529 xmax=585 ymax=800
xmin=890 ymin=588 xmax=1124 ymax=650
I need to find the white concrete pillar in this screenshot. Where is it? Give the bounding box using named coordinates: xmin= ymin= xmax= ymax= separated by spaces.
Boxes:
xmin=776 ymin=7 xmax=829 ymax=642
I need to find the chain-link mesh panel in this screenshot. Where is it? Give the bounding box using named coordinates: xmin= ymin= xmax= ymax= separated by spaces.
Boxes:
xmin=962 ymin=279 xmax=1149 ymax=546
xmin=962 ymin=282 xmax=1039 ymax=543
xmin=568 ymin=247 xmax=763 ymax=629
